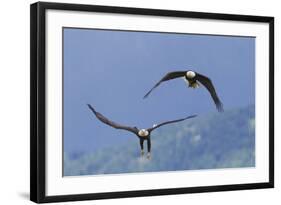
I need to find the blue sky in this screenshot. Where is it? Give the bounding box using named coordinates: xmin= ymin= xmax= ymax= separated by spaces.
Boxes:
xmin=63 ymin=28 xmax=255 ymax=154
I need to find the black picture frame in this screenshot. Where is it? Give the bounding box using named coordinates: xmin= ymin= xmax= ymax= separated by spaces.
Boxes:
xmin=30 ymin=1 xmax=274 ymax=203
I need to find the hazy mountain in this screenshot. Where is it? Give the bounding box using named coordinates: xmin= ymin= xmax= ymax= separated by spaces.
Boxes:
xmin=64 ymin=105 xmax=255 ymax=176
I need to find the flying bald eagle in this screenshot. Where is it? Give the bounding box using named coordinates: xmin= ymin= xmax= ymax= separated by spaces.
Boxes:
xmin=143 ymin=70 xmax=224 ymax=112
xmin=87 ymin=104 xmax=196 ymax=159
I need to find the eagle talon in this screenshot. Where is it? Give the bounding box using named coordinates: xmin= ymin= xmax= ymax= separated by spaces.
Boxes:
xmin=189 ymin=82 xmax=200 ymax=88
xmin=146 ymin=152 xmax=151 ymax=159
xmin=140 ymin=150 xmax=145 ymax=157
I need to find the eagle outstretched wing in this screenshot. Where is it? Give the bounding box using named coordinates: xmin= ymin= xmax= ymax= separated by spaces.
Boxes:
xmin=147 ymin=115 xmax=197 ymax=132
xmin=87 ymin=104 xmax=138 ymax=135
xmin=143 ymin=71 xmax=186 ymax=98
xmin=195 ymin=73 xmax=224 ymax=112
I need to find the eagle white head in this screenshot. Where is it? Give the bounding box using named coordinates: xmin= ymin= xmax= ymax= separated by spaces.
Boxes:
xmin=138 ymin=129 xmax=149 ymax=137
xmin=186 ymin=71 xmax=196 ymax=79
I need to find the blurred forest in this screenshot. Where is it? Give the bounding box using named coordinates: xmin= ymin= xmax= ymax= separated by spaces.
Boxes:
xmin=64 ymin=105 xmax=255 ymax=176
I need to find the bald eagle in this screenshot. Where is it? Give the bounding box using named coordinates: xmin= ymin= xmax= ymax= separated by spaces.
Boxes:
xmin=143 ymin=70 xmax=224 ymax=112
xmin=87 ymin=104 xmax=196 ymax=159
